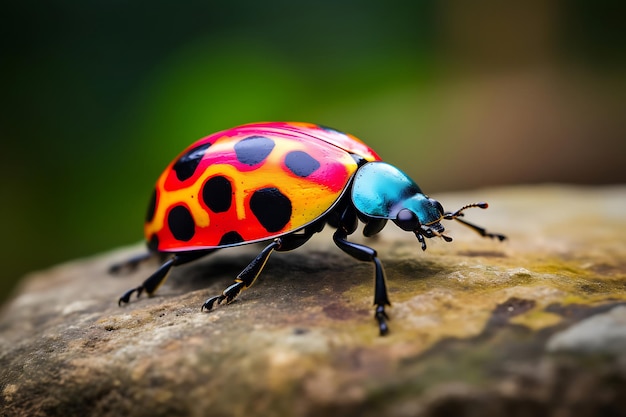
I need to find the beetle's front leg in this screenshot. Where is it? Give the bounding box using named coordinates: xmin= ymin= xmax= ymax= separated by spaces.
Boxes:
xmin=332 ymin=204 xmax=390 ymax=335
xmin=333 ymin=229 xmax=391 ymax=335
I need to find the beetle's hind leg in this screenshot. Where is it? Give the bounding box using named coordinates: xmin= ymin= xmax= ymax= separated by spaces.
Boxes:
xmin=118 ymin=249 xmax=216 ymax=306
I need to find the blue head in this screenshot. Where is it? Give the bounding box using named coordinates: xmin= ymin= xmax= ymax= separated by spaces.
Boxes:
xmin=351 ymin=162 xmax=492 ymax=250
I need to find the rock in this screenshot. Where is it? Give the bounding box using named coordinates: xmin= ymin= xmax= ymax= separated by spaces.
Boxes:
xmin=546 ymin=306 xmax=626 ymax=355
xmin=1 ymin=185 xmax=625 ymax=417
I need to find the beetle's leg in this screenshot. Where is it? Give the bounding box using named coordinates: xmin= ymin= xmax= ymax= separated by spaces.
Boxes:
xmin=362 ymin=218 xmax=388 ymax=237
xmin=118 ymin=249 xmax=216 ymax=306
xmin=201 ymin=222 xmax=325 ymax=312
xmin=333 ymin=229 xmax=390 ymax=336
xmin=452 ymin=217 xmax=506 ymax=241
xmin=277 ymin=220 xmax=325 ymax=251
xmin=201 ymin=239 xmax=283 ymax=311
xmin=333 ymin=205 xmax=390 ymax=336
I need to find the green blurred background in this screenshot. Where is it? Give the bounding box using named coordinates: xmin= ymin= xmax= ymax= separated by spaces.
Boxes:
xmin=1 ymin=0 xmax=624 ymax=302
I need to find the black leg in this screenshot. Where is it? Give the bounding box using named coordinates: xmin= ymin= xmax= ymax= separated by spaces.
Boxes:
xmin=118 ymin=249 xmax=216 ymax=306
xmin=276 ymin=220 xmax=325 ymax=251
xmin=201 ymin=223 xmax=324 ymax=312
xmin=201 ymin=239 xmax=282 ymax=311
xmin=333 ymin=228 xmax=391 ymax=336
xmin=362 ymin=218 xmax=387 ymax=237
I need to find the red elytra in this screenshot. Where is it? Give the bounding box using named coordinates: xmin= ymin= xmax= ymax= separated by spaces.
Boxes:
xmin=145 ymin=122 xmax=381 ymax=252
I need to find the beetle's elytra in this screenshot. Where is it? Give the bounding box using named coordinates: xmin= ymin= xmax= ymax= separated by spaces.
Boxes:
xmin=113 ymin=122 xmax=505 ymax=335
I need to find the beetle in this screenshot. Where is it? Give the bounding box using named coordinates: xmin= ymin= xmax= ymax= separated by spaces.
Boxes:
xmin=114 ymin=122 xmax=505 ymax=335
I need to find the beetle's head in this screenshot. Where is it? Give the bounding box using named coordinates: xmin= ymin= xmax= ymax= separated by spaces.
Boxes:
xmin=392 ymin=198 xmax=491 ymax=250
xmin=391 ymin=196 xmax=450 ymax=250
xmin=351 ymin=162 xmax=494 ymax=250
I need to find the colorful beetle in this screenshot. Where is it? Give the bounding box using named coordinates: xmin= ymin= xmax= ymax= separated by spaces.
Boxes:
xmin=114 ymin=122 xmax=505 ymax=335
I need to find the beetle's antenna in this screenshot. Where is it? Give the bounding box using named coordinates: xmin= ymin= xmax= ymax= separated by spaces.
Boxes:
xmin=443 ymin=202 xmax=506 ymax=241
xmin=443 ymin=202 xmax=488 ymax=220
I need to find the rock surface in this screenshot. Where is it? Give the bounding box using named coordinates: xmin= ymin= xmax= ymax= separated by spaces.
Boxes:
xmin=1 ymin=185 xmax=625 ymax=417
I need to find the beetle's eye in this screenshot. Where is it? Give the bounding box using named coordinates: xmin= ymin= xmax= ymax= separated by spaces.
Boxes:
xmin=395 ymin=209 xmax=420 ymax=231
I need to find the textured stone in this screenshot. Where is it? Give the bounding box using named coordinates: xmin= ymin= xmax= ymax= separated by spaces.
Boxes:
xmin=1 ymin=185 xmax=625 ymax=417
xmin=546 ymin=306 xmax=626 ymax=355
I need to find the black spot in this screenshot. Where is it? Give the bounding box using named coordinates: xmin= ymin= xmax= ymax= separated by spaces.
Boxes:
xmin=234 ymin=136 xmax=275 ymax=166
xmin=218 ymin=231 xmax=244 ymax=246
xmin=147 ymin=234 xmax=159 ymax=252
xmin=173 ymin=143 xmax=211 ymax=181
xmin=168 ymin=205 xmax=195 ymax=241
xmin=202 ymin=176 xmax=232 ymax=213
xmin=250 ymin=188 xmax=292 ymax=232
xmin=146 ymin=189 xmax=157 ymax=223
xmin=284 ymin=151 xmax=321 ymax=177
